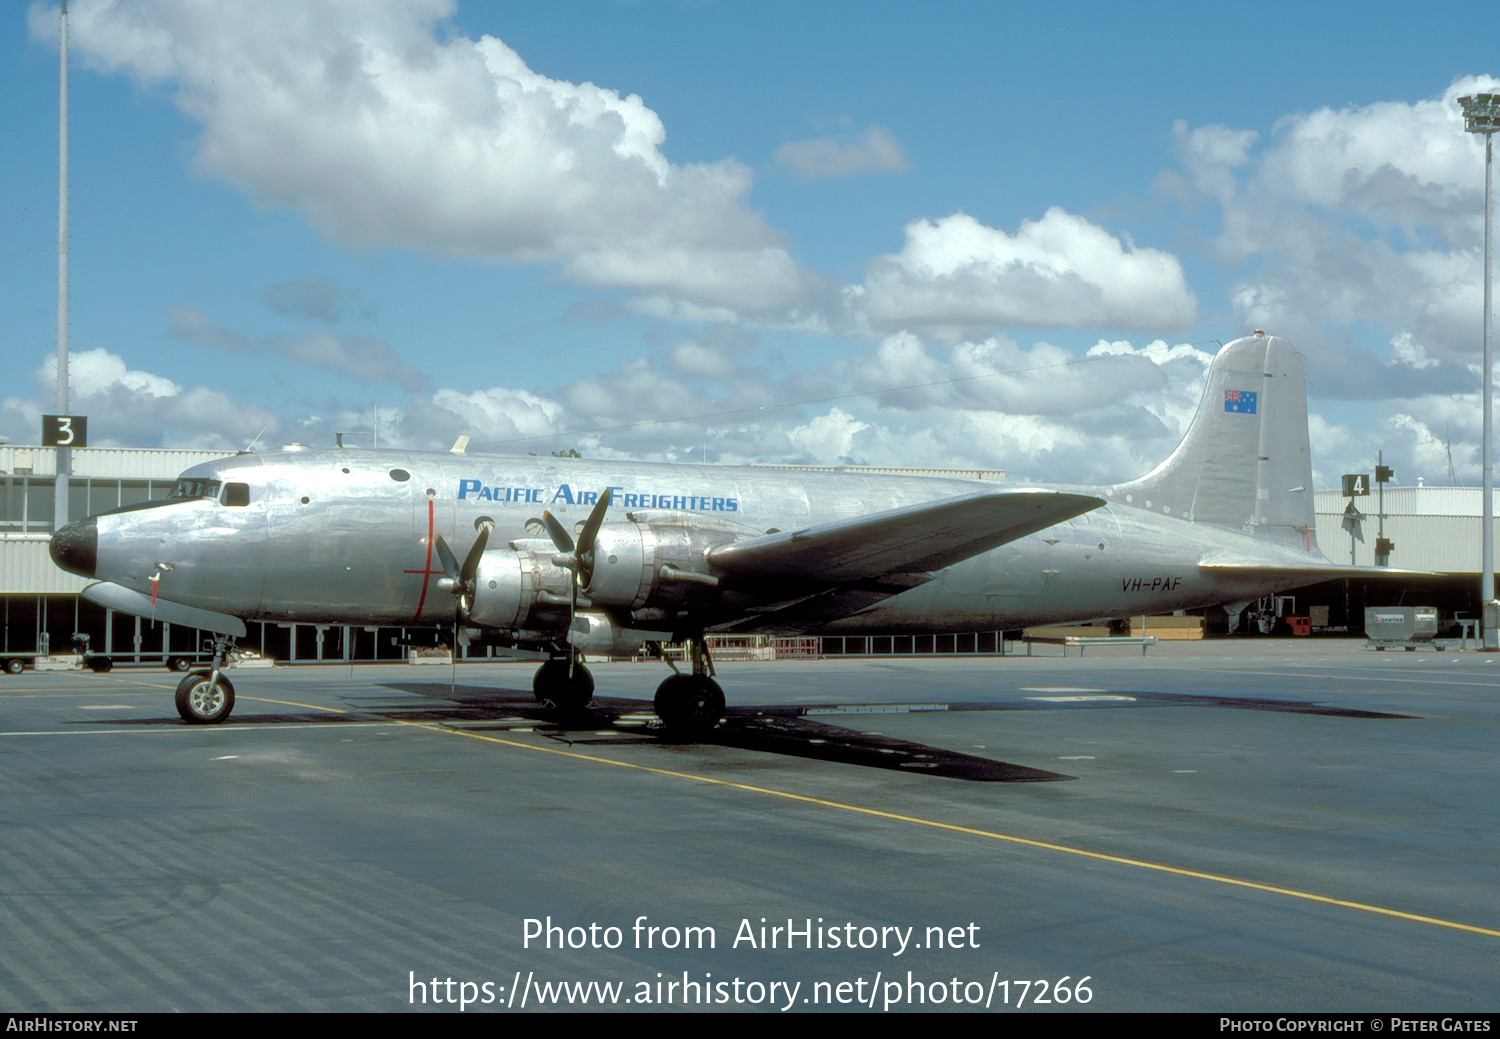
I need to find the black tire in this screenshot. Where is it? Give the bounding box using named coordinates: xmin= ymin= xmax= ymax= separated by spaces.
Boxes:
xmin=3 ymin=658 xmax=22 ymax=675
xmin=532 ymin=659 xmax=594 ymax=711
xmin=654 ymin=674 xmax=725 ymax=734
xmin=174 ymin=671 xmax=235 ymax=724
xmin=88 ymin=657 xmax=114 ymax=673
xmin=169 ymin=657 xmax=193 ymax=673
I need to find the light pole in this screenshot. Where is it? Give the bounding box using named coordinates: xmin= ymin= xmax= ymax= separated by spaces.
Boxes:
xmin=1459 ymin=92 xmax=1499 ymax=649
xmin=54 ymin=0 xmax=70 ymax=534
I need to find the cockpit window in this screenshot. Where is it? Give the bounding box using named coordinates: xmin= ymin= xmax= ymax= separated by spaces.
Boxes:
xmin=222 ymin=483 xmax=251 ymax=507
xmin=167 ymin=478 xmax=222 ymax=500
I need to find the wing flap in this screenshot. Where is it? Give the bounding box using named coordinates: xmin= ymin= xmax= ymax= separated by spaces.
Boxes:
xmin=1198 ymin=560 xmax=1436 ymax=578
xmin=708 ymin=487 xmax=1104 ymax=584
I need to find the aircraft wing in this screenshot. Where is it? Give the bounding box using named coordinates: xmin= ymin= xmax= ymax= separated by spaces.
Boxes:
xmin=708 ymin=487 xmax=1104 ymax=584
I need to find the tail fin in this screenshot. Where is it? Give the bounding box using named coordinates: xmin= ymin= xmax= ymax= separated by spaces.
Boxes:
xmin=1111 ymin=333 xmax=1317 ymax=550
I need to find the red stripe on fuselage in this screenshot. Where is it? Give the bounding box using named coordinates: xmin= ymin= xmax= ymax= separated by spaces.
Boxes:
xmin=403 ymin=497 xmax=438 ymax=625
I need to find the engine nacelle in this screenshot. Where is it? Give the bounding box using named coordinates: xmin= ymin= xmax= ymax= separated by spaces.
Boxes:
xmin=582 ymin=519 xmax=746 ymax=609
xmin=567 ymin=611 xmax=674 ymax=658
xmin=468 ymin=540 xmax=575 ymax=630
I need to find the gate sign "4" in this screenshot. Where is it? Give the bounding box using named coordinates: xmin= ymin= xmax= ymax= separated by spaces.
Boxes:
xmin=41 ymin=415 xmax=87 ymax=448
xmin=1341 ymin=473 xmax=1370 ymax=497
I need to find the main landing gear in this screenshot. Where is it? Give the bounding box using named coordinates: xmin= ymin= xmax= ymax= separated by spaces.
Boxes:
xmin=532 ymin=654 xmax=595 ymax=712
xmin=651 ymin=638 xmax=725 ymax=736
xmin=175 ymin=633 xmax=237 ymax=725
xmin=533 ymin=639 xmax=727 ymax=736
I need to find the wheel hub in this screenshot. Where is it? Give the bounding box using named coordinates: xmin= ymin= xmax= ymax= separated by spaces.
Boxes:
xmin=188 ymin=682 xmax=225 ymax=716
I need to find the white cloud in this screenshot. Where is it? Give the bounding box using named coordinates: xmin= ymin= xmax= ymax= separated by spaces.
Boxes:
xmin=40 ymin=349 xmax=182 ymax=400
xmin=669 ymin=340 xmax=737 ymax=380
xmin=786 ymin=408 xmax=870 ymax=461
xmin=1304 ymin=398 xmax=1484 ymax=490
xmin=1257 ymin=84 xmax=1484 ymax=234
xmin=850 ymin=209 xmax=1198 ymax=339
xmin=1389 ymin=332 xmax=1439 ymax=370
xmin=3 ymin=332 xmax=1333 ymax=491
xmin=410 ymin=386 xmax=565 ymax=447
xmin=3 ymin=350 xmax=281 ymax=451
xmin=1172 ymin=120 xmax=1259 ymax=203
xmin=775 ymin=125 xmax=911 ymax=180
xmin=1171 ymin=75 xmax=1500 ymax=383
xmin=43 ymin=0 xmax=826 ymax=322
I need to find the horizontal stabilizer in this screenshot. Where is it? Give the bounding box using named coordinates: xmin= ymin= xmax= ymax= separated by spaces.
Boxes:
xmin=82 ymin=581 xmax=248 ymax=637
xmin=708 ymin=488 xmax=1104 ymax=584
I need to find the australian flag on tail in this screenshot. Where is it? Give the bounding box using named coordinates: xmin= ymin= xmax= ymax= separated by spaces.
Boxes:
xmin=1223 ymin=389 xmax=1258 ymax=414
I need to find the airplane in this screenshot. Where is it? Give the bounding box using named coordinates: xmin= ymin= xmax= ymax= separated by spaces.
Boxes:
xmin=49 ymin=332 xmax=1369 ymax=733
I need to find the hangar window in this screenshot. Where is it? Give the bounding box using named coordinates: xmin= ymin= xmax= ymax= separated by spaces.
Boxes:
xmin=222 ymin=483 xmax=251 ymax=507
xmin=389 ymin=469 xmax=411 ymax=482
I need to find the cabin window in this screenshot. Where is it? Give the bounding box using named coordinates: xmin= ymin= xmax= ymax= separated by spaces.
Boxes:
xmin=222 ymin=483 xmax=251 ymax=507
xmin=389 ymin=469 xmax=411 ymax=482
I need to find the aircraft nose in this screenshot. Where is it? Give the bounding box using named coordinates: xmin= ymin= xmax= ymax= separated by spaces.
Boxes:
xmin=50 ymin=516 xmax=97 ymax=578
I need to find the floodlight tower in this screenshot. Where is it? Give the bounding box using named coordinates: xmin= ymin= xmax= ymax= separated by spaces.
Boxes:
xmin=1459 ymin=92 xmax=1500 ymax=649
xmin=53 ymin=0 xmax=70 ymax=533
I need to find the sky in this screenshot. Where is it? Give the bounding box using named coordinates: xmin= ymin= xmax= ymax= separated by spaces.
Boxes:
xmin=2 ymin=0 xmax=1499 ymax=491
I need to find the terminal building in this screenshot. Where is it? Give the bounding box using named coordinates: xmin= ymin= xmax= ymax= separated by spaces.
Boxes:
xmin=2 ymin=442 xmax=1497 ymax=664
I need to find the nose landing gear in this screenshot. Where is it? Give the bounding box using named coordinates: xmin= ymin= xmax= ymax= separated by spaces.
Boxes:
xmin=174 ymin=633 xmax=237 ymax=724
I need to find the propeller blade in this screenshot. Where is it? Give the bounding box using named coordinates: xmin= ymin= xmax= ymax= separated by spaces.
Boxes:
xmin=540 ymin=511 xmax=574 ymax=554
xmin=575 ymin=489 xmax=612 ymax=584
xmin=432 ymin=533 xmax=460 ymax=582
xmin=576 ymin=490 xmax=611 ymax=554
xmin=460 ymin=520 xmax=492 ymax=585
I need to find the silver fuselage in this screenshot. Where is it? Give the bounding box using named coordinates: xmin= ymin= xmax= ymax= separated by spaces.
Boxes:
xmin=85 ymin=450 xmax=1324 ymax=634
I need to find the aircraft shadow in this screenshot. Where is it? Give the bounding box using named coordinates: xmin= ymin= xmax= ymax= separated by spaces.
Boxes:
xmin=68 ymin=685 xmax=1413 ymax=783
xmin=376 ymin=684 xmax=1069 ymax=783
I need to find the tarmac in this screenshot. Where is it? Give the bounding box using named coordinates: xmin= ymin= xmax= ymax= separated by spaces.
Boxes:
xmin=1 ymin=638 xmax=1497 ymax=1013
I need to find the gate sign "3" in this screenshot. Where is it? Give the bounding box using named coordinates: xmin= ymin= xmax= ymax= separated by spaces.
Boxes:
xmin=41 ymin=415 xmax=88 ymax=448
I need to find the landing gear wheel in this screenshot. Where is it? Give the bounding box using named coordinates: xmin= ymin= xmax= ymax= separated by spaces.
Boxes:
xmin=654 ymin=674 xmax=725 ymax=735
xmin=169 ymin=657 xmax=193 ymax=673
xmin=532 ymin=659 xmax=594 ymax=711
xmin=175 ymin=671 xmax=235 ymax=725
xmin=3 ymin=658 xmax=23 ymax=675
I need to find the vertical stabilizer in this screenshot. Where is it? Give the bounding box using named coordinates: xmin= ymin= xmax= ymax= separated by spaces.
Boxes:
xmin=1112 ymin=334 xmax=1317 ymax=550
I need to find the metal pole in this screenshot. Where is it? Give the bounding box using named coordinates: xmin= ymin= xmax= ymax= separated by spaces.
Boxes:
xmin=1377 ymin=450 xmax=1384 ymax=545
xmin=1350 ymin=504 xmax=1356 ymax=565
xmin=1459 ymin=94 xmax=1499 ymax=649
xmin=53 ymin=0 xmax=70 ymax=533
xmin=1484 ymin=131 xmax=1496 ymax=647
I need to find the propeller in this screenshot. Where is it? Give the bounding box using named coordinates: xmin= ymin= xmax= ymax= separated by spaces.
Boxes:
xmin=433 ymin=518 xmax=494 ymax=690
xmin=540 ymin=490 xmax=612 ymax=677
xmin=433 ymin=517 xmax=494 ymax=618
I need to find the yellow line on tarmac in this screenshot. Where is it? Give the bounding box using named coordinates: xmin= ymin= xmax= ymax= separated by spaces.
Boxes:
xmin=405 ymin=720 xmax=1500 ymax=942
xmin=241 ymin=696 xmax=349 ymax=714
xmin=0 ymin=686 xmax=172 ymax=698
